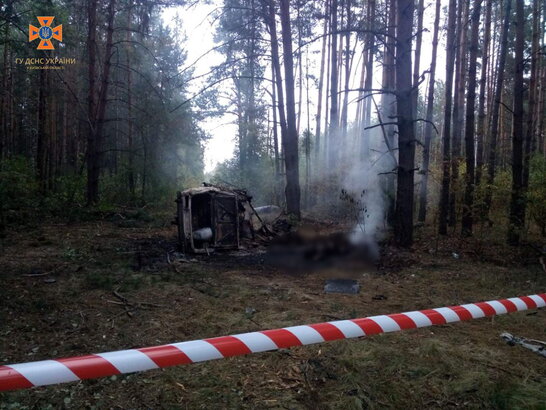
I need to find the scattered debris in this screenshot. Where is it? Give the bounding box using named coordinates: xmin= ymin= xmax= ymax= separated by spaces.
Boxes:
xmin=324 ymin=279 xmax=360 ymax=295
xmin=252 ymin=205 xmax=282 ymax=231
xmin=106 ymin=289 xmax=163 ymax=319
xmin=372 ymin=294 xmax=387 ymax=301
xmin=22 ymin=271 xmax=50 ymax=277
xmin=167 ymin=251 xmax=187 ymax=264
xmin=21 ymin=264 xmax=66 ymax=277
xmin=265 ymin=229 xmax=378 ymax=273
xmin=501 ymin=332 xmax=546 ymax=358
xmin=193 ymin=227 xmax=213 ymax=242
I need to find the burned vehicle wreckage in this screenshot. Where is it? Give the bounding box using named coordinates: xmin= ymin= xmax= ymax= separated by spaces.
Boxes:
xmin=174 ymin=183 xmax=281 ymax=254
xmin=173 ymin=184 xmax=378 ymax=273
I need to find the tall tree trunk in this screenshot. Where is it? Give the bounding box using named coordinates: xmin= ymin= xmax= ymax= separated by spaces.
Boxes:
xmin=363 ymin=0 xmax=376 ymax=123
xmin=264 ymin=0 xmax=288 ymax=175
xmin=126 ymin=1 xmax=135 ymax=199
xmin=324 ymin=28 xmax=331 ymax=163
xmin=411 ymin=0 xmax=424 ymax=114
xmin=86 ymin=0 xmax=98 ymax=204
xmin=449 ymin=0 xmax=469 ymax=228
xmin=394 ymin=0 xmax=415 ymax=247
xmin=279 ymin=0 xmax=301 ymax=218
xmin=340 ymin=0 xmax=351 ymax=136
xmin=305 ymin=49 xmax=311 ymax=208
xmin=538 ymin=6 xmax=546 ymax=155
xmin=360 ymin=0 xmax=376 ymax=160
xmin=327 ymin=0 xmax=339 ymax=168
xmin=60 ymin=91 xmax=68 ymax=173
xmin=0 ymin=10 xmax=10 ymax=161
xmin=235 ymin=82 xmax=246 ymax=171
xmin=508 ymin=0 xmax=525 ymax=245
xmin=523 ymin=0 xmax=540 ymax=190
xmin=247 ymin=1 xmax=258 ymax=169
xmin=315 ymin=1 xmax=328 ymax=160
xmin=382 ymin=0 xmax=397 ymax=224
xmin=356 ymin=38 xmax=366 ymax=131
xmin=417 ymin=0 xmax=440 ymax=223
xmin=48 ymin=78 xmax=57 ymax=191
xmin=461 ymin=0 xmax=482 ymax=237
xmin=296 ymin=3 xmax=303 ymax=135
xmin=141 ymin=134 xmax=147 ymax=202
xmin=484 ymin=0 xmax=511 ymax=213
xmin=271 ymin=63 xmax=280 ymax=176
xmin=538 ymin=65 xmax=546 ymax=154
xmin=476 ymin=0 xmax=491 ymax=186
xmin=37 ymin=69 xmax=48 ymax=192
xmin=88 ymin=0 xmax=116 ymax=204
xmin=439 ymin=0 xmax=458 ymax=235
xmin=484 ymin=3 xmax=498 ymax=155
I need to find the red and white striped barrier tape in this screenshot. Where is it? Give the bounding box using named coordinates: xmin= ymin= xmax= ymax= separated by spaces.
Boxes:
xmin=1 ymin=293 xmax=544 ymax=392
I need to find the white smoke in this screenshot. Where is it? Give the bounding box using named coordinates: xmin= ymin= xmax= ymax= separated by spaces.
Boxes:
xmin=342 ymin=123 xmax=396 ymax=249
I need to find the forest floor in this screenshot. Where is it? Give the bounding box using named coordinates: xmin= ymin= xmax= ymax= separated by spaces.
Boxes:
xmin=0 ymin=213 xmax=545 ymax=409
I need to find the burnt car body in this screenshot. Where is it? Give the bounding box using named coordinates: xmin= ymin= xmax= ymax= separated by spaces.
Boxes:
xmin=175 ymin=186 xmax=242 ymax=253
xmin=175 ymin=183 xmax=283 ymax=253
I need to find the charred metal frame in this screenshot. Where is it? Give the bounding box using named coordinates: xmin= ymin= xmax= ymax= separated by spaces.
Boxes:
xmin=175 ymin=188 xmax=240 ymax=253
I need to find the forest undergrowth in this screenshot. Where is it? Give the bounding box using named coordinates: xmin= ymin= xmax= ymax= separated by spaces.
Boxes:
xmin=1 ymin=213 xmax=545 ymax=409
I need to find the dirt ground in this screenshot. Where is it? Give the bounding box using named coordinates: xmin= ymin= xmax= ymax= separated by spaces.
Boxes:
xmin=0 ymin=216 xmax=545 ymax=409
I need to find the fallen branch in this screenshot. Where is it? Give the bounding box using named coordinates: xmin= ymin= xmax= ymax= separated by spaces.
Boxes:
xmin=21 ymin=264 xmax=67 ymax=277
xmin=110 ymin=289 xmax=164 ymax=311
xmin=21 ymin=272 xmax=53 ymax=277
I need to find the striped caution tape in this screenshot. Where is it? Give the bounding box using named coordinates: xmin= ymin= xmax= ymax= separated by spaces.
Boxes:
xmin=1 ymin=293 xmax=544 ymax=392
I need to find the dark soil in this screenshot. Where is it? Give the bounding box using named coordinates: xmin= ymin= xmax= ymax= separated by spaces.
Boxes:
xmin=1 ymin=219 xmax=545 ymax=409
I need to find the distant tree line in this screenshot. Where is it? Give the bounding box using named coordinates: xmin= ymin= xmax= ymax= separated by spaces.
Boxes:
xmin=0 ymin=0 xmax=205 ymax=220
xmin=209 ymin=0 xmax=546 ymax=246
xmin=1 ymin=0 xmax=546 ymax=247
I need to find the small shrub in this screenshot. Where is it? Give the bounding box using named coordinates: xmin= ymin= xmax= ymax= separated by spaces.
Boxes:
xmin=0 ymin=157 xmax=40 ymax=224
xmin=62 ymin=247 xmax=79 ymax=260
xmin=527 ymin=154 xmax=546 ymax=236
xmin=85 ymin=272 xmax=114 ymax=290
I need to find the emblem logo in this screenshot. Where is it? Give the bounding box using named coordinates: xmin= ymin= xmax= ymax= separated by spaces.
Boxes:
xmin=29 ymin=17 xmax=62 ymax=50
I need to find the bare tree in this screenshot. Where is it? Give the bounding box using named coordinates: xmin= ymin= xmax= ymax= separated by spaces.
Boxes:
xmin=263 ymin=0 xmax=288 ymax=171
xmin=394 ymin=0 xmax=416 ymax=247
xmin=418 ymin=0 xmax=441 ymax=223
xmin=0 ymin=2 xmax=12 ymax=160
xmin=314 ymin=0 xmax=329 ymax=160
xmin=279 ymin=0 xmax=301 ymax=218
xmin=360 ymin=0 xmax=376 ymax=160
xmin=523 ymin=0 xmax=540 ymax=190
xmin=411 ymin=0 xmax=424 ymax=112
xmin=381 ymin=0 xmax=397 ymax=223
xmin=327 ymin=0 xmax=339 ymax=168
xmin=449 ymin=0 xmax=468 ymax=227
xmin=126 ymin=1 xmax=135 ymax=199
xmin=37 ymin=69 xmax=48 ymax=192
xmin=484 ymin=0 xmax=511 ymax=214
xmin=508 ymin=0 xmax=525 ymax=245
xmin=340 ymin=0 xmax=351 ymax=136
xmin=461 ymin=0 xmax=482 ymax=237
xmin=271 ymin=63 xmax=280 ymax=176
xmin=86 ymin=0 xmax=98 ymax=204
xmin=439 ymin=0 xmax=457 ymax=235
xmin=475 ymin=0 xmax=491 ymax=186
